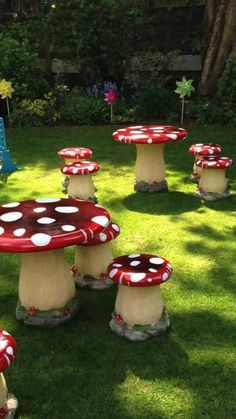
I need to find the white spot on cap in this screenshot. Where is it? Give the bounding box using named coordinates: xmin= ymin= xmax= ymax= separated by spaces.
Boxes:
xmin=162 ymin=272 xmax=169 ymax=281
xmin=6 ymin=346 xmax=13 ymax=355
xmin=109 ymin=269 xmax=118 ymax=278
xmin=61 ymin=225 xmax=76 ymax=232
xmin=13 ymin=228 xmax=26 ymax=237
xmin=150 ymin=257 xmax=164 ymax=265
xmin=2 ymin=202 xmax=20 ymax=208
xmin=0 ymin=227 xmax=4 ymax=235
xmin=95 ymin=204 xmax=104 ymax=208
xmin=72 ymin=167 xmax=78 ymax=174
xmin=112 ymin=224 xmax=120 ymax=232
xmin=130 ymin=134 xmax=148 ymax=140
xmin=33 ymin=207 xmax=46 ymax=213
xmin=31 ymin=233 xmax=51 ymax=246
xmin=37 ymin=217 xmax=56 ymax=224
xmin=55 ymin=206 xmax=79 ymax=213
xmin=99 ymin=233 xmax=107 ymax=242
xmin=130 ymin=260 xmax=141 ymax=266
xmin=130 ymin=273 xmax=146 ymax=282
xmin=2 ymin=331 xmax=10 ymax=336
xmin=208 ymin=162 xmax=216 ymax=166
xmin=167 ymin=263 xmax=172 ymax=270
xmin=0 ymin=212 xmax=22 ymax=222
xmin=128 ymin=254 xmax=140 ymax=258
xmin=112 ymin=263 xmax=122 ymax=267
xmin=35 ymin=198 xmax=61 ymax=203
xmin=147 ymin=139 xmax=153 ymax=144
xmin=92 ymin=216 xmax=109 ymax=227
xmin=149 ymin=268 xmax=158 ymax=273
xmin=147 ymin=278 xmax=152 ymax=283
xmin=167 ymin=134 xmax=178 ymax=140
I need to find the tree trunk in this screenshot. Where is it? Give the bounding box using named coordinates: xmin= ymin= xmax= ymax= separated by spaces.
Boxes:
xmin=198 ymin=0 xmax=236 ymax=96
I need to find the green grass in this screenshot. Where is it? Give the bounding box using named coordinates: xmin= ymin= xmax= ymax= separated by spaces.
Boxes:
xmin=1 ymin=124 xmax=236 ymax=419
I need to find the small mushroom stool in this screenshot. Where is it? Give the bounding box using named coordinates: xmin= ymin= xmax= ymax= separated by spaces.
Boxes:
xmin=189 ymin=143 xmax=221 ymax=183
xmin=61 ymin=161 xmax=100 ymax=203
xmin=107 ymin=254 xmax=172 ymax=341
xmin=0 ymin=329 xmax=18 ymax=418
xmin=195 ymin=156 xmax=233 ymax=201
xmin=58 ymin=147 xmax=93 ymax=193
xmin=74 ymin=221 xmax=120 ymax=290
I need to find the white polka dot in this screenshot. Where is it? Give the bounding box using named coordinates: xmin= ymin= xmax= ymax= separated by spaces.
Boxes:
xmin=109 ymin=269 xmax=118 ymax=278
xmin=99 ymin=233 xmax=107 ymax=242
xmin=6 ymin=346 xmax=13 ymax=355
xmin=13 ymin=228 xmax=26 ymax=237
xmin=33 ymin=207 xmax=46 ymax=213
xmin=72 ymin=168 xmax=78 ymax=174
xmin=112 ymin=263 xmax=122 ymax=267
xmin=35 ymin=198 xmax=61 ymax=203
xmin=149 ymin=268 xmax=157 ymax=273
xmin=167 ymin=263 xmax=172 ymax=270
xmin=0 ymin=212 xmax=22 ymax=222
xmin=130 ymin=260 xmax=141 ymax=266
xmin=195 ymin=143 xmax=203 ymax=146
xmin=0 ymin=227 xmax=4 ymax=235
xmin=150 ymin=257 xmax=164 ymax=265
xmin=130 ymin=130 xmax=143 ymax=134
xmin=128 ymin=254 xmax=140 ymax=258
xmin=37 ymin=217 xmax=56 ymax=224
xmin=112 ymin=224 xmax=120 ymax=232
xmin=208 ymin=162 xmax=216 ymax=166
xmin=31 ymin=233 xmax=51 ymax=246
xmin=147 ymin=278 xmax=152 ymax=282
xmin=147 ymin=139 xmax=153 ymax=144
xmin=129 ymin=126 xmax=143 ymax=129
xmin=55 ymin=206 xmax=79 ymax=213
xmin=130 ymin=273 xmax=146 ymax=282
xmin=130 ymin=134 xmax=149 ymax=140
xmin=2 ymin=331 xmax=10 ymax=336
xmin=95 ymin=204 xmax=104 ymax=208
xmin=167 ymin=134 xmax=178 ymax=140
xmin=92 ymin=216 xmax=109 ymax=227
xmin=2 ymin=202 xmax=20 ymax=208
xmin=209 ymin=149 xmax=214 ymax=154
xmin=61 ymin=225 xmax=76 ymax=232
xmin=162 ymin=272 xmax=169 ymax=281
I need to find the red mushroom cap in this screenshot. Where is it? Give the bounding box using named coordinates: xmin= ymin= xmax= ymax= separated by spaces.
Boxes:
xmin=196 ymin=156 xmax=233 ymax=169
xmin=189 ymin=143 xmax=221 ymax=156
xmin=58 ymin=147 xmax=93 ymax=160
xmin=0 ymin=329 xmax=17 ymax=372
xmin=113 ymin=125 xmax=187 ymax=145
xmin=61 ymin=161 xmax=100 ymax=176
xmin=0 ymin=198 xmax=110 ymax=253
xmin=79 ymin=221 xmax=120 ymax=246
xmin=107 ymin=254 xmax=172 ymax=287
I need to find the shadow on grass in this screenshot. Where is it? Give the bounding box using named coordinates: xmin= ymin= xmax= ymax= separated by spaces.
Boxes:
xmin=122 ymin=191 xmax=201 ymax=215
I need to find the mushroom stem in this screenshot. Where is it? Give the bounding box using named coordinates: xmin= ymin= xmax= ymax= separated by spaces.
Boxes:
xmin=135 ymin=144 xmax=166 ymax=184
xmin=193 ymin=155 xmax=202 ymax=176
xmin=75 ymin=242 xmax=113 ymax=279
xmin=115 ymin=285 xmax=165 ymax=326
xmin=68 ymin=174 xmax=96 ymax=199
xmin=19 ymin=249 xmax=76 ymax=311
xmin=0 ymin=373 xmax=7 ymax=409
xmin=199 ymin=169 xmax=227 ymax=193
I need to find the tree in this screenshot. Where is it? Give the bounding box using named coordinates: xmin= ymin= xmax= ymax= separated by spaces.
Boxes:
xmin=198 ymin=0 xmax=236 ymax=96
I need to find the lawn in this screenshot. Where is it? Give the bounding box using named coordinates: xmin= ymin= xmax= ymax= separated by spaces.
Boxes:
xmin=0 ymin=124 xmax=235 ymax=419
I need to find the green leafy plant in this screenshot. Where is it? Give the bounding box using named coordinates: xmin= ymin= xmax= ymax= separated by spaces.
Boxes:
xmin=175 ymin=76 xmax=195 ymax=124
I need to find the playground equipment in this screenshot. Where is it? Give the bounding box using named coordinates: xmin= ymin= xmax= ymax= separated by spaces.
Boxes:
xmin=0 ymin=117 xmax=20 ymax=182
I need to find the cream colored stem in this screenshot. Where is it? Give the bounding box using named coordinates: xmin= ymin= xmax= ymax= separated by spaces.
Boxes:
xmin=199 ymin=169 xmax=227 ymax=193
xmin=64 ymin=158 xmax=85 ymax=163
xmin=75 ymin=242 xmax=113 ymax=279
xmin=135 ymin=144 xmax=166 ymax=183
xmin=68 ymin=174 xmax=96 ymax=199
xmin=19 ymin=249 xmax=76 ymax=311
xmin=193 ymin=155 xmax=202 ymax=176
xmin=115 ymin=285 xmax=165 ymax=326
xmin=0 ymin=373 xmax=7 ymax=409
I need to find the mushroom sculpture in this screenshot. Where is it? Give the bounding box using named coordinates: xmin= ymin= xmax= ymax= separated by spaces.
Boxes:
xmin=58 ymin=147 xmax=93 ymax=192
xmin=107 ymin=254 xmax=172 ymax=341
xmin=189 ymin=143 xmax=222 ymax=183
xmin=0 ymin=198 xmax=110 ymax=326
xmin=195 ymin=156 xmax=233 ymax=200
xmin=113 ymin=125 xmax=187 ymax=192
xmin=74 ymin=221 xmax=120 ymax=290
xmin=0 ymin=329 xmax=18 ymax=418
xmin=61 ymin=161 xmax=100 ymax=202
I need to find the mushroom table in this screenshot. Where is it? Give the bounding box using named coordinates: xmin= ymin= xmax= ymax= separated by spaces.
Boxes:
xmin=113 ymin=125 xmax=187 ymax=192
xmin=0 ymin=198 xmax=110 ymax=327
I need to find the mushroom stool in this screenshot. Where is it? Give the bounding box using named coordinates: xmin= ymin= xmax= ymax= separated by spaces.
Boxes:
xmin=189 ymin=143 xmax=221 ymax=183
xmin=61 ymin=161 xmax=100 ymax=203
xmin=73 ymin=221 xmax=120 ymax=290
xmin=113 ymin=125 xmax=187 ymax=192
xmin=195 ymin=156 xmax=233 ymax=201
xmin=0 ymin=329 xmax=18 ymax=418
xmin=58 ymin=147 xmax=93 ymax=193
xmin=107 ymin=254 xmax=172 ymax=341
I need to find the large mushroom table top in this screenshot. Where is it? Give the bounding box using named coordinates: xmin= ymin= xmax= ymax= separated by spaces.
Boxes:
xmin=0 ymin=197 xmax=110 ymax=326
xmin=113 ymin=125 xmax=187 ymax=192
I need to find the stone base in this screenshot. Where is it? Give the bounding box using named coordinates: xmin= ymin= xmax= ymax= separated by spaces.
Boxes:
xmin=134 ymin=180 xmax=168 ymax=193
xmin=109 ymin=309 xmax=170 ymax=341
xmin=68 ymin=195 xmax=98 ymax=203
xmin=75 ymin=273 xmax=114 ymax=290
xmin=16 ymin=295 xmax=80 ymax=327
xmin=194 ymin=188 xmax=230 ymax=201
xmin=190 ymin=174 xmax=200 ymax=183
xmin=3 ymin=393 xmax=18 ymax=418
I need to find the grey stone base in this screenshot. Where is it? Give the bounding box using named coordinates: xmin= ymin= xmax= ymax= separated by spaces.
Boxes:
xmin=16 ymin=296 xmax=80 ymax=327
xmin=68 ymin=195 xmax=98 ymax=203
xmin=190 ymin=174 xmax=200 ymax=183
xmin=110 ymin=309 xmax=170 ymax=341
xmin=134 ymin=179 xmax=168 ymax=193
xmin=194 ymin=188 xmax=230 ymax=201
xmin=75 ymin=273 xmax=114 ymax=290
xmin=4 ymin=393 xmax=18 ymax=418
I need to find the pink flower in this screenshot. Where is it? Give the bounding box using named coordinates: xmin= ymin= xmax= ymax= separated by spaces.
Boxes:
xmin=27 ymin=306 xmax=36 ymax=316
xmin=104 ymin=90 xmax=118 ymax=105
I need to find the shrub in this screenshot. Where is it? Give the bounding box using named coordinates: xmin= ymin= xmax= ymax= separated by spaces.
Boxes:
xmin=217 ymin=57 xmax=236 ymax=124
xmin=134 ymin=86 xmax=177 ymax=121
